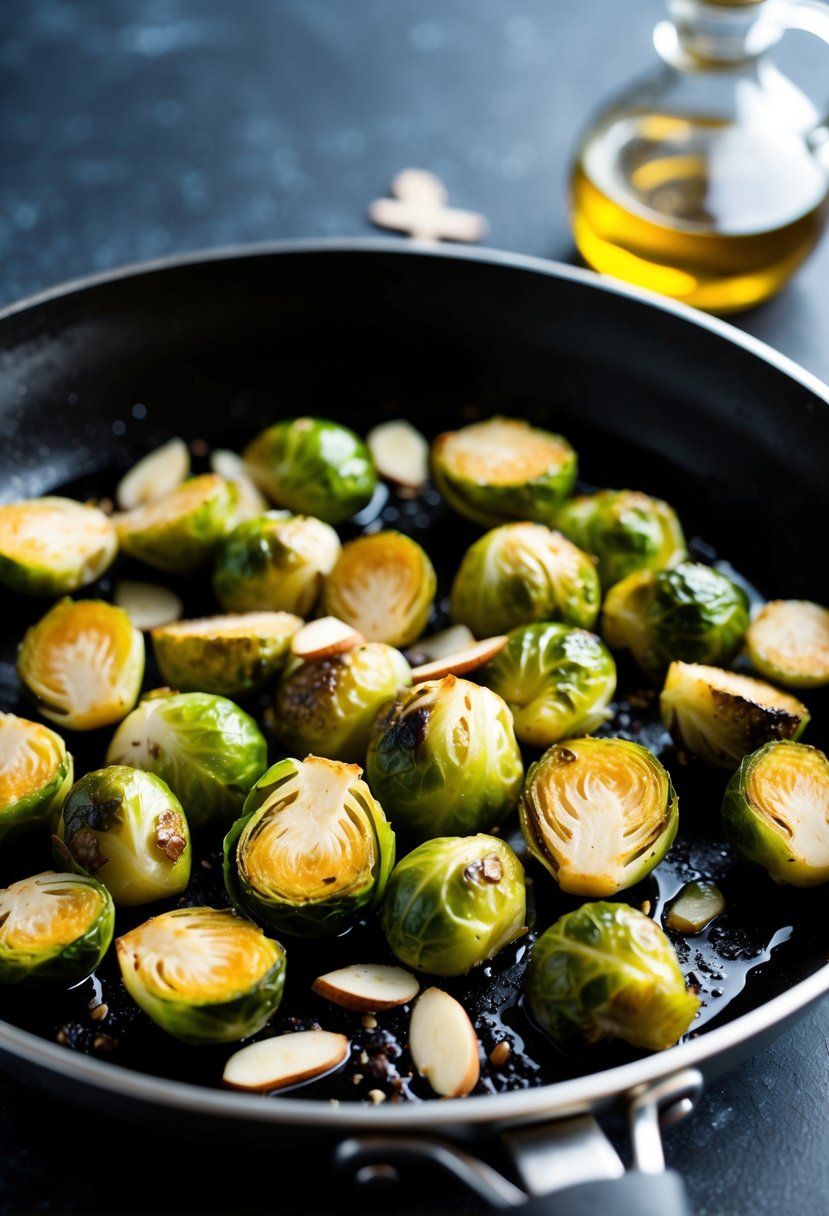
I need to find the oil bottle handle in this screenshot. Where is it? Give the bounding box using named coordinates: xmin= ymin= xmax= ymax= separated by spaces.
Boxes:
xmin=772 ymin=0 xmax=829 ymax=152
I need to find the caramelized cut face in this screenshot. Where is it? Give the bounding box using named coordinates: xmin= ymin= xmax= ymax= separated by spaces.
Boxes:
xmin=18 ymin=599 xmax=143 ymax=730
xmin=0 ymin=497 xmax=116 ymax=589
xmin=116 ymin=908 xmax=279 ymax=1001
xmin=0 ymin=872 xmax=104 ymax=951
xmin=0 ymin=715 xmax=63 ymax=806
xmin=437 ymin=419 xmax=571 ymax=486
xmin=239 ymin=756 xmax=374 ymax=902
xmin=748 ymin=600 xmax=829 ymax=685
xmin=748 ymin=742 xmax=829 ymax=867
xmin=526 ymin=738 xmax=671 ymax=896
xmin=325 ymin=533 xmax=432 ymax=643
xmin=156 ymin=611 xmax=301 ymax=641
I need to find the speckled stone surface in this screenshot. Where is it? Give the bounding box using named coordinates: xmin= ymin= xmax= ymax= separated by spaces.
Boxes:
xmin=2 ymin=2 xmax=829 ymax=1214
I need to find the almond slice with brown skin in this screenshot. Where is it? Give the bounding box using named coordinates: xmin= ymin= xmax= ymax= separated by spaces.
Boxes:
xmin=409 ymin=987 xmax=480 ymax=1098
xmin=311 ymin=964 xmax=419 ymax=1012
xmin=410 ymin=635 xmax=508 ymax=683
xmin=367 ymin=419 xmax=430 ymax=489
xmin=291 ymin=616 xmax=365 ymax=661
xmin=222 ymin=1030 xmax=350 ymax=1092
xmin=115 ymin=437 xmax=190 ymax=510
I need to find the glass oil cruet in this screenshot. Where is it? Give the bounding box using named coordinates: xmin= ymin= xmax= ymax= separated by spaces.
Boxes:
xmin=569 ymin=0 xmax=829 ymax=312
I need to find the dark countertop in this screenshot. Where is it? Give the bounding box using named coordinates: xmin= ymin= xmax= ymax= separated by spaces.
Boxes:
xmin=2 ymin=3 xmax=829 ymax=1214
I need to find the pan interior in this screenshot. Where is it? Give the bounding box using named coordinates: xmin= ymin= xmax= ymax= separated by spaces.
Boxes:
xmin=0 ymin=244 xmax=827 ymax=1114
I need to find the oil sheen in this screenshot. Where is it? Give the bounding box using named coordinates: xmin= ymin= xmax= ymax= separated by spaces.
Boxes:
xmin=571 ymin=114 xmax=828 ymax=313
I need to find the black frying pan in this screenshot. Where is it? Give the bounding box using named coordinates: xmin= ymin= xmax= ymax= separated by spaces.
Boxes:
xmin=1 ymin=240 xmax=828 ymax=1216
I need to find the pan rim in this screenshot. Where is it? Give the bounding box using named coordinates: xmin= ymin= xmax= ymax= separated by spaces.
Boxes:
xmin=1 ymin=236 xmax=828 ymax=1128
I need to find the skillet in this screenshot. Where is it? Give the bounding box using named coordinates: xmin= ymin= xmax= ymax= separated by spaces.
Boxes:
xmin=0 ymin=238 xmax=828 ymax=1216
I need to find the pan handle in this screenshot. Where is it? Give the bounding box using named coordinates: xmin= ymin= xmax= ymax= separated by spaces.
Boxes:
xmin=338 ymin=1069 xmax=702 ymax=1215
xmin=495 ymin=1170 xmax=691 ymax=1216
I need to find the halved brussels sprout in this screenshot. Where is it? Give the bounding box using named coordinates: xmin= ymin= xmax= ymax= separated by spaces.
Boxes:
xmin=520 ymin=737 xmax=678 ymax=897
xmin=601 ymin=561 xmax=749 ymax=683
xmin=243 ymin=417 xmax=376 ymax=524
xmin=321 ymin=532 xmax=436 ymax=648
xmin=223 ymin=755 xmax=395 ymax=937
xmin=0 ymin=714 xmax=73 ymax=846
xmin=105 ymin=690 xmax=267 ymax=832
xmin=116 ymin=906 xmax=286 ymax=1044
xmin=526 ymin=901 xmax=699 ymax=1051
xmin=212 ymin=511 xmax=341 ymax=616
xmin=722 ymin=741 xmax=829 ymax=886
xmin=745 ymin=600 xmax=829 ymax=689
xmin=114 ymin=473 xmax=237 ymax=573
xmin=660 ymin=661 xmax=810 ymax=769
xmin=273 ymin=643 xmax=412 ymax=763
xmin=17 ymin=598 xmax=145 ymax=731
xmin=0 ymin=497 xmax=118 ymax=597
xmin=151 ymin=611 xmax=303 ymax=697
xmin=554 ymin=488 xmax=687 ymax=590
xmin=450 ymin=522 xmax=601 ymax=638
xmin=381 ymin=834 xmax=526 ymax=976
xmin=430 ymin=416 xmax=577 ymax=528
xmin=0 ymin=871 xmax=114 ymax=986
xmin=56 ymin=765 xmax=191 ymax=906
xmin=481 ymin=622 xmax=616 ymax=748
xmin=366 ymin=676 xmax=524 ymax=842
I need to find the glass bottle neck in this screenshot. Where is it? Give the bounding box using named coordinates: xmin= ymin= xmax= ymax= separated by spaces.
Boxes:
xmin=659 ymin=0 xmax=783 ymax=65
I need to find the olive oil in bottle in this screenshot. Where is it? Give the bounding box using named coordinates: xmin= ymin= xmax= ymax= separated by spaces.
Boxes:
xmin=569 ymin=0 xmax=829 ymax=313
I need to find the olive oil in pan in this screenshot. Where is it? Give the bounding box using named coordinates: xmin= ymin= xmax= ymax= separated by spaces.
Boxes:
xmin=571 ymin=115 xmax=829 ymax=314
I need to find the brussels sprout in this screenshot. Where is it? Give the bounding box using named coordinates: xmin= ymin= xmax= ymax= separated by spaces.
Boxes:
xmin=430 ymin=416 xmax=577 ymax=528
xmin=151 ymin=611 xmax=303 ymax=697
xmin=0 ymin=871 xmax=114 ymax=986
xmin=321 ymin=532 xmax=436 ymax=648
xmin=450 ymin=523 xmax=601 ymax=638
xmin=745 ymin=599 xmax=829 ymax=689
xmin=116 ymin=907 xmax=286 ymax=1045
xmin=212 ymin=511 xmax=341 ymax=616
xmin=722 ymin=741 xmax=829 ymax=886
xmin=56 ymin=765 xmax=191 ymax=906
xmin=526 ymin=901 xmax=700 ymax=1051
xmin=481 ymin=622 xmax=616 ymax=748
xmin=520 ymin=737 xmax=678 ymax=897
xmin=223 ymin=755 xmax=395 ymax=937
xmin=554 ymin=489 xmax=687 ymax=590
xmin=381 ymin=835 xmax=526 ymax=976
xmin=0 ymin=714 xmax=73 ymax=846
xmin=0 ymin=497 xmax=118 ymax=597
xmin=17 ymin=598 xmax=145 ymax=731
xmin=660 ymin=661 xmax=810 ymax=769
xmin=243 ymin=417 xmax=376 ymax=524
xmin=114 ymin=473 xmax=237 ymax=573
xmin=366 ymin=676 xmax=524 ymax=842
xmin=273 ymin=642 xmax=412 ymax=763
xmin=105 ymin=690 xmax=267 ymax=832
xmin=601 ymin=561 xmax=749 ymax=682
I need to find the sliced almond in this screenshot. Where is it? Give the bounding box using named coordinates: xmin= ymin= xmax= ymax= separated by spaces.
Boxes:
xmin=222 ymin=1030 xmax=349 ymax=1092
xmin=113 ymin=580 xmax=183 ymax=631
xmin=416 ymin=624 xmax=476 ymax=661
xmin=115 ymin=437 xmax=190 ymax=511
xmin=367 ymin=420 xmax=430 ymax=489
xmin=409 ymin=987 xmax=480 ymax=1099
xmin=210 ymin=448 xmax=269 ymax=520
xmin=411 ymin=635 xmax=508 ymax=683
xmin=291 ymin=616 xmax=365 ymax=661
xmin=312 ymin=964 xmax=419 ymax=1012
